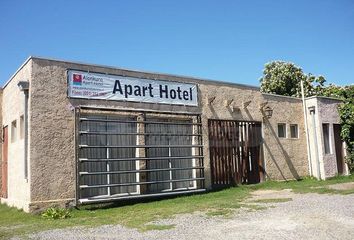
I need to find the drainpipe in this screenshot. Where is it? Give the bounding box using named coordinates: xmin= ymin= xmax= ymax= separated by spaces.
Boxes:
xmin=18 ymin=81 xmax=29 ymax=180
xmin=309 ymin=107 xmax=321 ymax=180
xmin=301 ymin=80 xmax=312 ymax=176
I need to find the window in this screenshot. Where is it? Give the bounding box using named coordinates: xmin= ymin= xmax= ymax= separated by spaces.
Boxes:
xmin=322 ymin=123 xmax=331 ymax=154
xmin=11 ymin=120 xmax=17 ymax=142
xmin=277 ymin=123 xmax=286 ymax=138
xmin=290 ymin=124 xmax=298 ymax=138
xmin=20 ymin=115 xmax=24 ymax=139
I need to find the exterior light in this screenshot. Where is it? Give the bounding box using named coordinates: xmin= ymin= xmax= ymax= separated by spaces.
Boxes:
xmin=18 ymin=81 xmax=29 ymax=91
xmin=263 ymin=106 xmax=273 ymax=119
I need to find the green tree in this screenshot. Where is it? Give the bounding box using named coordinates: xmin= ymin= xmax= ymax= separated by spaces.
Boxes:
xmin=260 ymin=60 xmax=354 ymax=171
xmin=260 ymin=61 xmax=326 ymax=97
xmin=323 ymin=85 xmax=354 ymax=170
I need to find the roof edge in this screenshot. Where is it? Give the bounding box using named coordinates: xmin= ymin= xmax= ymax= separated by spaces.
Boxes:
xmin=2 ymin=56 xmax=33 ymax=89
xmin=29 ymin=56 xmax=260 ymax=90
xmin=262 ymin=92 xmax=301 ymax=100
xmin=305 ymin=95 xmax=343 ymax=102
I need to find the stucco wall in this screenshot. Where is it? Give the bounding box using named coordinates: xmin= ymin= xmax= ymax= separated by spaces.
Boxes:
xmin=0 ymin=60 xmax=32 ymax=211
xmin=27 ymin=58 xmax=310 ymax=210
xmin=199 ymin=86 xmax=307 ymax=185
xmin=262 ymin=94 xmax=308 ymax=180
xmin=0 ymin=89 xmax=2 ymax=194
xmin=29 ymin=59 xmax=205 ymax=211
xmin=305 ymin=97 xmax=321 ymax=178
xmin=305 ymin=97 xmax=347 ymax=179
xmin=317 ymin=98 xmax=346 ymax=178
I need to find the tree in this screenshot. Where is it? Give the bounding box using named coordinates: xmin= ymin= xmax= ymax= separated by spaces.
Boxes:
xmin=260 ymin=60 xmax=354 ymax=171
xmin=260 ymin=61 xmax=326 ymax=97
xmin=323 ymin=85 xmax=354 ymax=170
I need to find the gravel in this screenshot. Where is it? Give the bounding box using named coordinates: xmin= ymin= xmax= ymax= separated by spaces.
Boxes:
xmin=18 ymin=191 xmax=354 ymax=240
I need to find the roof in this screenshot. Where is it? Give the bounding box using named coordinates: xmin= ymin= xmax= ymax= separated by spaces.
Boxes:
xmin=3 ymin=56 xmax=261 ymax=91
xmin=2 ymin=56 xmax=32 ymax=89
xmin=4 ymin=57 xmax=342 ymax=103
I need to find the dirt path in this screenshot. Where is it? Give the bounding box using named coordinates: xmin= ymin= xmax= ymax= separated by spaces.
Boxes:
xmin=16 ymin=187 xmax=354 ymax=240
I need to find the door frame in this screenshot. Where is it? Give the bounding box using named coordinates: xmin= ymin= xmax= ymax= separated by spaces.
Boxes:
xmin=1 ymin=126 xmax=8 ymax=198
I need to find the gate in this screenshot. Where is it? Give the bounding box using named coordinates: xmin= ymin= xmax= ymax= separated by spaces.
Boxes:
xmin=76 ymin=107 xmax=205 ymax=204
xmin=208 ymin=120 xmax=263 ymax=188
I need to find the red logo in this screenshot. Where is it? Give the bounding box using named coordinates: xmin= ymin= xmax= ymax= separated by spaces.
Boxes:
xmin=73 ymin=74 xmax=82 ymax=85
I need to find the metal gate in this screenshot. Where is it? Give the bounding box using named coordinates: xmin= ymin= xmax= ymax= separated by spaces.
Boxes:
xmin=208 ymin=120 xmax=263 ymax=188
xmin=76 ymin=107 xmax=205 ymax=204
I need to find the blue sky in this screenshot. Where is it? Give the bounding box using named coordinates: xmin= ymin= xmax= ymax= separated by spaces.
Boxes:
xmin=0 ymin=0 xmax=353 ymax=87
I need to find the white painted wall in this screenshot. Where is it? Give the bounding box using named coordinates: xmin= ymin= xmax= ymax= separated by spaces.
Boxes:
xmin=305 ymin=96 xmax=348 ymax=180
xmin=0 ymin=60 xmax=32 ymax=211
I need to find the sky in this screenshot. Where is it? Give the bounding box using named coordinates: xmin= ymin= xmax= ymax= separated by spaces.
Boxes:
xmin=0 ymin=0 xmax=353 ymax=87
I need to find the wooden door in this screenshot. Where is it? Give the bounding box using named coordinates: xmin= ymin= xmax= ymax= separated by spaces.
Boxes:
xmin=208 ymin=120 xmax=263 ymax=188
xmin=1 ymin=126 xmax=8 ymax=198
xmin=333 ymin=124 xmax=345 ymax=175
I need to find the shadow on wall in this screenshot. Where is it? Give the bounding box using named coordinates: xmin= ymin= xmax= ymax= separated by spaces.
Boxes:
xmin=243 ymin=107 xmax=255 ymax=121
xmin=263 ymin=118 xmax=300 ymax=180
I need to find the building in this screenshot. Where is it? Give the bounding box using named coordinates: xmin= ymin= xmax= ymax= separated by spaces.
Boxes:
xmin=0 ymin=57 xmax=349 ymax=212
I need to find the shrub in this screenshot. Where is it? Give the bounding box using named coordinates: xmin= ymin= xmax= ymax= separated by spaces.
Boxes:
xmin=41 ymin=207 xmax=71 ymax=220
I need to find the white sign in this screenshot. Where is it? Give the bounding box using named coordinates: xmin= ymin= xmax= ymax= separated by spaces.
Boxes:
xmin=67 ymin=70 xmax=198 ymax=106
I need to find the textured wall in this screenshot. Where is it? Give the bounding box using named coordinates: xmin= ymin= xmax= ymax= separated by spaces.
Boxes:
xmin=0 ymin=89 xmax=2 ymax=195
xmin=199 ymin=86 xmax=307 ymax=186
xmin=305 ymin=97 xmax=321 ymax=178
xmin=305 ymin=97 xmax=347 ymax=179
xmin=0 ymin=57 xmax=310 ymax=211
xmin=29 ymin=60 xmax=77 ymax=211
xmin=0 ymin=60 xmax=32 ymax=211
xmin=317 ymin=98 xmax=345 ymax=178
xmin=262 ymin=94 xmax=308 ymax=180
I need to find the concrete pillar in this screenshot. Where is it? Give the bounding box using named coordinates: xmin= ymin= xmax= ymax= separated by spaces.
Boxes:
xmin=137 ymin=113 xmax=147 ymax=194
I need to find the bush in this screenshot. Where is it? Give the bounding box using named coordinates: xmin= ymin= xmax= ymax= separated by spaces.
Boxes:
xmin=41 ymin=207 xmax=71 ymax=220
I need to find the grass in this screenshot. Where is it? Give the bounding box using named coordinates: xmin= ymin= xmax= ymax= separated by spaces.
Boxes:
xmin=141 ymin=224 xmax=175 ymax=231
xmin=206 ymin=208 xmax=234 ymax=217
xmin=249 ymin=174 xmax=354 ymax=195
xmin=249 ymin=198 xmax=293 ymax=203
xmin=1 ymin=174 xmax=353 ymax=239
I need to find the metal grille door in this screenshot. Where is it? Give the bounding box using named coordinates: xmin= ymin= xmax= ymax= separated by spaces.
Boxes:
xmin=76 ymin=107 xmax=205 ymax=204
xmin=208 ymin=120 xmax=262 ymax=188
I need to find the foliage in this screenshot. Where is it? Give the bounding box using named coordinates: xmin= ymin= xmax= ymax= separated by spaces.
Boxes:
xmin=260 ymin=60 xmax=354 ymax=171
xmin=259 ymin=61 xmax=326 ymax=97
xmin=320 ymin=84 xmax=354 ymax=170
xmin=41 ymin=207 xmax=71 ymax=220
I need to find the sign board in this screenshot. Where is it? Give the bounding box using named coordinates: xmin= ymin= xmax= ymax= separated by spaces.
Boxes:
xmin=67 ymin=70 xmax=198 ymax=106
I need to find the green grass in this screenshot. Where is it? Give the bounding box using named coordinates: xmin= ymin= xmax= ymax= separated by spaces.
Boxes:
xmin=249 ymin=198 xmax=293 ymax=203
xmin=1 ymin=174 xmax=353 ymax=239
xmin=241 ymin=204 xmax=269 ymax=211
xmin=248 ymin=174 xmax=354 ymax=195
xmin=141 ymin=224 xmax=175 ymax=231
xmin=206 ymin=208 xmax=234 ymax=217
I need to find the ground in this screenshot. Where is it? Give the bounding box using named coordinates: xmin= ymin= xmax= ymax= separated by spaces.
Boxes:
xmin=2 ymin=177 xmax=354 ymax=240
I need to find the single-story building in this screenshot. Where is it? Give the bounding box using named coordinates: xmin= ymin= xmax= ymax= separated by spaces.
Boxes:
xmin=0 ymin=57 xmax=349 ymax=212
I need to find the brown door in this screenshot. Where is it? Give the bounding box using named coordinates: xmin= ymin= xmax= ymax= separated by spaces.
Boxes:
xmin=208 ymin=120 xmax=263 ymax=188
xmin=1 ymin=126 xmax=8 ymax=198
xmin=333 ymin=124 xmax=345 ymax=175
